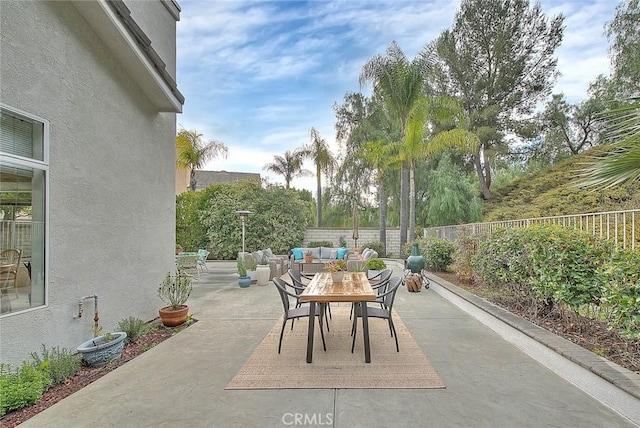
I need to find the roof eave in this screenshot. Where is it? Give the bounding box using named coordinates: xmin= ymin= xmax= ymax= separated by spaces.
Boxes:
xmin=72 ymin=0 xmax=184 ymax=113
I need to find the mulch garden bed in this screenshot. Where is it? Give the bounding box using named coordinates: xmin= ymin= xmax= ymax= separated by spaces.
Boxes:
xmin=1 ymin=319 xmax=195 ymax=428
xmin=436 ymin=271 xmax=639 ymax=375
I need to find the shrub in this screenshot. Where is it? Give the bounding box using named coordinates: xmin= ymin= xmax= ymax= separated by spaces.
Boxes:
xmin=422 ymin=237 xmax=456 ymax=272
xmin=30 ymin=345 xmax=81 ymax=385
xmin=472 ymin=225 xmax=614 ymax=314
xmin=365 ymin=258 xmax=386 ymax=270
xmin=361 ymin=240 xmax=385 ymax=257
xmin=338 ymin=235 xmax=347 ymax=248
xmin=600 ymin=250 xmax=640 ymax=339
xmin=308 ymin=241 xmax=333 ymax=248
xmin=118 ymin=317 xmax=157 ymax=344
xmin=0 ymin=362 xmax=52 ymax=416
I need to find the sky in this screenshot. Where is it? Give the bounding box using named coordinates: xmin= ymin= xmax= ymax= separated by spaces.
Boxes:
xmin=175 ymin=0 xmax=619 ymax=194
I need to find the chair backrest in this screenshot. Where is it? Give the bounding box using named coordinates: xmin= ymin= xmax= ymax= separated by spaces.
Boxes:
xmin=287 ymin=269 xmax=307 ymax=295
xmin=1 ymin=249 xmax=21 ymax=265
xmin=381 ymin=277 xmax=402 ymax=312
xmin=0 ymin=249 xmax=21 ymax=276
xmin=197 ymin=249 xmax=209 ymax=265
xmin=273 ymin=277 xmax=292 ymax=314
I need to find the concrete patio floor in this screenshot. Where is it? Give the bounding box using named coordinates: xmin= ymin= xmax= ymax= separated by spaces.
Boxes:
xmin=19 ymin=260 xmax=640 ymax=427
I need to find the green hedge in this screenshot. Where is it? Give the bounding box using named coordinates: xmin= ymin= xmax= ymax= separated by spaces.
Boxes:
xmin=471 ymin=225 xmax=640 ymax=337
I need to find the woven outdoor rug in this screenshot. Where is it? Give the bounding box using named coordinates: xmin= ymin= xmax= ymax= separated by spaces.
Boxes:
xmin=225 ymin=306 xmax=445 ymax=389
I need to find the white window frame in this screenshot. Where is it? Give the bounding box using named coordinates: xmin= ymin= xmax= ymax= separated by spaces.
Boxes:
xmin=0 ymin=103 xmax=49 ymax=317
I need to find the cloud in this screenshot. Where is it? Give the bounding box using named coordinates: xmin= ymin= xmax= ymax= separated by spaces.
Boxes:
xmin=176 ymin=0 xmax=618 ymax=194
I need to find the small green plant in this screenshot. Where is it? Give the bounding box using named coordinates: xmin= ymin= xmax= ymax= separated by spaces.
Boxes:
xmin=118 ymin=317 xmax=156 ymax=343
xmin=30 ymin=345 xmax=81 ymax=385
xmin=237 ymin=257 xmax=247 ymax=277
xmin=365 ymin=258 xmax=386 ymax=271
xmin=338 ymin=235 xmax=347 ymax=248
xmin=0 ymin=362 xmax=52 ymax=416
xmin=324 ymin=259 xmax=347 ymax=272
xmin=158 ymin=271 xmax=192 ymax=310
xmin=258 ymin=254 xmax=269 ymax=265
xmin=92 ymin=325 xmax=103 ymax=338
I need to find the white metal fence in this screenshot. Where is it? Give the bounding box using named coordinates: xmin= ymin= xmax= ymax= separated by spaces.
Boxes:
xmin=0 ymin=220 xmax=40 ymax=260
xmin=424 ymin=209 xmax=639 ymax=251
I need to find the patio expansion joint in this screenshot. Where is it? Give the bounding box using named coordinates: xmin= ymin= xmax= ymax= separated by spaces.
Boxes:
xmin=425 ymin=272 xmax=640 ymax=403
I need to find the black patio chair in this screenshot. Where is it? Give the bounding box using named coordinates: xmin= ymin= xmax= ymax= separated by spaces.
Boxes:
xmin=351 ymin=277 xmax=402 ymax=353
xmin=273 ymin=278 xmax=326 ymax=354
xmin=288 ymin=268 xmax=332 ymax=323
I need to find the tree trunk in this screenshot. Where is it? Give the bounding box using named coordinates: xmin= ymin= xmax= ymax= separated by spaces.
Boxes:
xmin=189 ymin=169 xmax=197 ymax=192
xmin=379 ymin=179 xmax=387 ymax=254
xmin=408 ymin=161 xmax=415 ymax=242
xmin=474 ymin=152 xmax=492 ymax=200
xmin=399 ymin=162 xmax=409 ymax=249
xmin=316 ymin=164 xmax=322 ymax=227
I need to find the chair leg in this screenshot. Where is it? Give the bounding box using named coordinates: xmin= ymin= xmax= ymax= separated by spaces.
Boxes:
xmin=323 ymin=303 xmax=330 ymax=332
xmin=349 ymin=302 xmax=354 ymax=320
xmin=391 ymin=319 xmax=399 ymax=352
xmin=351 ymin=305 xmax=358 ymax=353
xmin=318 ymin=314 xmax=326 ymax=351
xmin=278 ymin=319 xmax=287 ymax=354
xmin=327 ymin=302 xmax=332 ymax=319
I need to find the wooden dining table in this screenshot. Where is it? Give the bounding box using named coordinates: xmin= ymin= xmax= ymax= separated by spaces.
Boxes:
xmin=299 ymin=271 xmax=377 ymax=363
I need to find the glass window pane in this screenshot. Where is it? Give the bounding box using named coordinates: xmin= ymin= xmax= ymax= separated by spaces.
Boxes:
xmin=1 ymin=161 xmax=46 ymax=314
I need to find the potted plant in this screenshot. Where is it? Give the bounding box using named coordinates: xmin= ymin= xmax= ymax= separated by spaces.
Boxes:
xmin=325 ymin=259 xmax=347 ymax=283
xmin=365 ymin=258 xmax=387 ymax=278
xmin=255 ymin=254 xmax=271 ymax=286
xmin=157 ymin=270 xmax=192 ymax=326
xmin=304 ymin=249 xmax=313 ymax=263
xmin=245 ymin=255 xmax=257 ymax=283
xmin=77 ymin=325 xmax=127 ymax=367
xmin=237 ymin=257 xmax=251 ymax=288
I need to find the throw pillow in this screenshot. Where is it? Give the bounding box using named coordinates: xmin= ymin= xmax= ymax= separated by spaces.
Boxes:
xmin=291 ymin=248 xmax=303 ymax=260
xmin=337 ymin=248 xmax=348 ymax=260
xmin=329 ymin=249 xmax=338 ymax=260
xmin=263 ymin=248 xmax=274 ymax=258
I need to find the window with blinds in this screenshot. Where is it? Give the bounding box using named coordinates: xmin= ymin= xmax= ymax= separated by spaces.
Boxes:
xmin=0 ymin=107 xmax=44 ymax=161
xmin=0 ymin=104 xmax=48 ymax=316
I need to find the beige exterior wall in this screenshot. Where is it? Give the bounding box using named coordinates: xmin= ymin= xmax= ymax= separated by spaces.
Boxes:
xmin=0 ymin=0 xmax=181 ymax=366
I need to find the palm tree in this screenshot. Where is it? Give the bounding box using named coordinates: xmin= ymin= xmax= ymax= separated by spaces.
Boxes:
xmin=263 ymin=149 xmax=310 ymax=189
xmin=360 ymin=140 xmax=392 ymax=246
xmin=576 ymin=99 xmax=640 ymax=188
xmin=401 ymin=97 xmax=479 ymax=241
xmin=176 ymin=128 xmax=228 ymax=191
xmin=301 ymin=127 xmax=335 ymax=227
xmin=359 ymin=41 xmax=429 ymax=248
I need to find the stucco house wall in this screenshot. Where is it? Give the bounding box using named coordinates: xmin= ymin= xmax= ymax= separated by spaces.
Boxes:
xmin=0 ymin=0 xmax=182 ymax=367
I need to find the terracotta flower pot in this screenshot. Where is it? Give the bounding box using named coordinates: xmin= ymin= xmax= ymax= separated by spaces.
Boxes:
xmin=305 ymin=255 xmax=313 ymax=262
xmin=159 ymin=305 xmax=189 ymax=327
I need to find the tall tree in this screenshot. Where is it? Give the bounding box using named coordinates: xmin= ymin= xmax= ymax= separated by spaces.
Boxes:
xmin=334 ymin=91 xmax=399 ymax=248
xmin=302 ymin=127 xmax=334 ymax=227
xmin=263 ymin=149 xmax=309 ymax=189
xmin=539 ymin=93 xmax=604 ymax=158
xmin=176 ymin=128 xmax=228 ymax=192
xmin=430 ymin=0 xmax=564 ymax=199
xmin=605 ymin=0 xmax=640 ymax=96
xmin=359 ymin=41 xmax=430 ymax=248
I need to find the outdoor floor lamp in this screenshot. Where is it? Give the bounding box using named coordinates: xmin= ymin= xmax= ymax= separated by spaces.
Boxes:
xmin=234 ymin=210 xmax=252 ymax=255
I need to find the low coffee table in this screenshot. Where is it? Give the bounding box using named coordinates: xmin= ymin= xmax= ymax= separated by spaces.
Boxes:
xmin=298 ymin=261 xmax=327 ymax=273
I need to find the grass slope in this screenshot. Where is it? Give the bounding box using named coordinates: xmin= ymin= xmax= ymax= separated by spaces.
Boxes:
xmin=483 ymin=147 xmax=640 ymax=221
